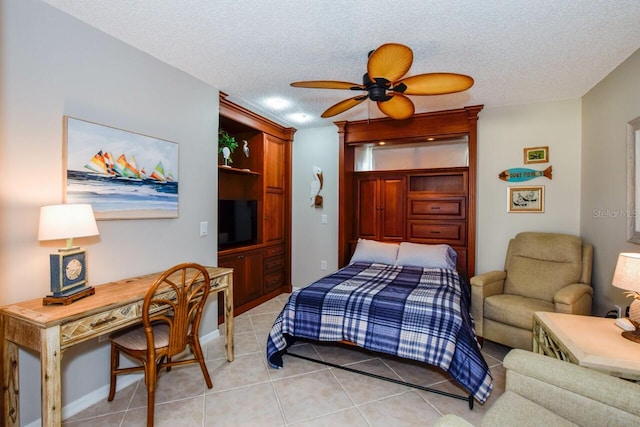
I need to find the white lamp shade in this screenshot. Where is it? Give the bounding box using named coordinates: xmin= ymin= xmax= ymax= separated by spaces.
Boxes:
xmin=38 ymin=204 xmax=99 ymax=242
xmin=612 ymin=253 xmax=640 ymax=293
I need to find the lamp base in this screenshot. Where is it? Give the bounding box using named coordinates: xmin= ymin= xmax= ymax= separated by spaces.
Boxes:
xmin=621 ymin=328 xmax=640 ymax=344
xmin=43 ymin=286 xmax=95 ymax=306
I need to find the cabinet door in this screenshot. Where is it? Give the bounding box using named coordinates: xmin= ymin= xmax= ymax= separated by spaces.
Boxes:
xmin=356 ymin=177 xmax=380 ymax=239
xmin=264 ymin=135 xmax=285 ymax=190
xmin=219 ymin=249 xmax=263 ymax=308
xmin=264 ymin=191 xmax=285 ymax=243
xmin=379 ymin=176 xmax=406 ymax=241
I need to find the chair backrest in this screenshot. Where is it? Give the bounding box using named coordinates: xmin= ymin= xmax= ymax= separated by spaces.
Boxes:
xmin=142 ymin=263 xmax=211 ymax=358
xmin=503 ymin=232 xmax=593 ymax=302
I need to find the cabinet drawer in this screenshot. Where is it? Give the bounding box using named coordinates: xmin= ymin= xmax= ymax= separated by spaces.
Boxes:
xmin=408 ymin=221 xmax=466 ymax=245
xmin=264 ymin=244 xmax=284 ymax=258
xmin=264 ymin=255 xmax=284 ymax=272
xmin=61 ymin=303 xmax=139 ymax=347
xmin=264 ymin=270 xmax=284 ymax=292
xmin=408 ymin=197 xmax=466 ymax=219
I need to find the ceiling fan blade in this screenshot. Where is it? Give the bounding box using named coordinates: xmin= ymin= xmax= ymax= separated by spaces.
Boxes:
xmin=377 ymin=94 xmax=415 ymax=120
xmin=291 ymin=80 xmax=364 ymax=90
xmin=321 ymin=96 xmax=368 ymax=118
xmin=396 ymin=73 xmax=474 ymax=95
xmin=367 ymin=43 xmax=413 ymax=83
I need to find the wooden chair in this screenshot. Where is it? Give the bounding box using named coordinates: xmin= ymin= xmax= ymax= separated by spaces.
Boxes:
xmin=108 ymin=263 xmax=214 ymax=426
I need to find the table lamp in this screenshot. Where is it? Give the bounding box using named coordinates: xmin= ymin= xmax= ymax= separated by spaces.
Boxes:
xmin=612 ymin=252 xmax=640 ymax=343
xmin=38 ymin=204 xmax=99 ymax=302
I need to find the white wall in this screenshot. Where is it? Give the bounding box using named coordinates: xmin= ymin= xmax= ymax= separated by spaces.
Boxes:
xmin=476 ymin=100 xmax=583 ymax=272
xmin=581 ymin=48 xmax=640 ymax=316
xmin=291 ymin=126 xmax=339 ymax=287
xmin=1 ymin=1 xmax=219 ymax=423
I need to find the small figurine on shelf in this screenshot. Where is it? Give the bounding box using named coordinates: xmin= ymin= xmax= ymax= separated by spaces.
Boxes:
xmin=218 ymin=129 xmax=238 ymax=165
xmin=243 ymin=140 xmax=250 ymax=158
xmin=221 ymin=147 xmax=231 ymax=167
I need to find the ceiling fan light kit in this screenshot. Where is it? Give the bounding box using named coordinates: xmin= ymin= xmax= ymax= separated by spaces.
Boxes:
xmin=291 ymin=43 xmax=474 ymax=120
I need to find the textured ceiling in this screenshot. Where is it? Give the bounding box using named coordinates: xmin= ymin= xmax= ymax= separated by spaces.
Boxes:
xmin=43 ymin=0 xmax=640 ymax=129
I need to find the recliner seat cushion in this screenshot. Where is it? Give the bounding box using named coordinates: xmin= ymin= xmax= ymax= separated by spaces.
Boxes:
xmin=484 ymin=294 xmax=553 ymax=330
xmin=504 ymin=232 xmax=582 ymax=301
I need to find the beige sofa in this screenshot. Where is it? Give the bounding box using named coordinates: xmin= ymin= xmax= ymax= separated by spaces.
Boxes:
xmin=436 ymin=349 xmax=640 ymax=427
xmin=471 ymin=232 xmax=593 ymax=350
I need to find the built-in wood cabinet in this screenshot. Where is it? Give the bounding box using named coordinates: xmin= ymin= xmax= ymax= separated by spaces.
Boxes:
xmin=218 ymin=248 xmax=263 ymax=307
xmin=355 ymin=175 xmax=406 ymax=241
xmin=337 ymin=106 xmax=483 ymax=279
xmin=353 ymin=168 xmax=469 ymax=274
xmin=217 ymin=94 xmax=295 ymax=317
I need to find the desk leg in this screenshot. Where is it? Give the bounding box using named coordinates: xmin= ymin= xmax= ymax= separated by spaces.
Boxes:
xmin=224 ymin=286 xmax=234 ymax=362
xmin=2 ymin=323 xmax=20 ymax=426
xmin=41 ymin=325 xmax=62 ymax=426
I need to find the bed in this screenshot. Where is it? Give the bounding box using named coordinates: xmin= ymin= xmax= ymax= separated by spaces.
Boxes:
xmin=266 ymin=240 xmax=494 ymax=405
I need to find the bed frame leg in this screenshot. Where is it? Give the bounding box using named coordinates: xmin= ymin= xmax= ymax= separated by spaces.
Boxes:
xmin=468 ymin=395 xmax=474 ymax=410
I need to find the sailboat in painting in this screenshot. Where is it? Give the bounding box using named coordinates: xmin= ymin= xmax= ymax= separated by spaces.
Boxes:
xmin=84 ymin=150 xmax=116 ymax=177
xmin=149 ymin=161 xmax=167 ymax=182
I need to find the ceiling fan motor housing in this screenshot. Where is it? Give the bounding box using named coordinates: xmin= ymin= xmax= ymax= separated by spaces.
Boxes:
xmin=363 ymin=74 xmax=393 ymax=102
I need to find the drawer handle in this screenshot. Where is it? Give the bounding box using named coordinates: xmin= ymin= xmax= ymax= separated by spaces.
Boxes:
xmin=430 ymin=206 xmax=441 ymax=210
xmin=90 ymin=316 xmax=117 ymax=328
xmin=430 ymin=231 xmax=441 ymax=234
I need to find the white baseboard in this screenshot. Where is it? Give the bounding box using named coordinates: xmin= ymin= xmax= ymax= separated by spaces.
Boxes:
xmin=25 ymin=329 xmax=222 ymax=427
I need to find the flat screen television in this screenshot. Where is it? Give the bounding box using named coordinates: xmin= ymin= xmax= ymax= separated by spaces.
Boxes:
xmin=218 ymin=199 xmax=258 ymax=249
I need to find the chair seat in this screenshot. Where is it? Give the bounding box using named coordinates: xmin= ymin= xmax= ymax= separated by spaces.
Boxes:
xmin=112 ymin=323 xmax=170 ymax=351
xmin=485 ymin=294 xmax=553 ymax=330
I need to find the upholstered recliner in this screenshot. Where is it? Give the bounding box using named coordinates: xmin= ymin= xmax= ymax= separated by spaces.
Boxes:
xmin=471 ymin=232 xmax=593 ymax=350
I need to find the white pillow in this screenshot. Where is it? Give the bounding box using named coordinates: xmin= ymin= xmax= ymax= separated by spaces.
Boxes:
xmin=349 ymin=239 xmax=399 ymax=265
xmin=395 ymin=242 xmax=457 ymax=269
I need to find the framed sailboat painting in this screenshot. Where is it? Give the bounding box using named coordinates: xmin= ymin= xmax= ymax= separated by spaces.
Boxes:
xmin=63 ymin=116 xmax=179 ymax=220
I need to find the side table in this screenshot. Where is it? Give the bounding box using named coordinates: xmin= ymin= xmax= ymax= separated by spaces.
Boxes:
xmin=533 ymin=311 xmax=640 ymax=380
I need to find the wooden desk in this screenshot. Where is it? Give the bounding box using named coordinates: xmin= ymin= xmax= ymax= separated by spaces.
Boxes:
xmin=533 ymin=311 xmax=640 ymax=380
xmin=0 ymin=266 xmax=233 ymax=427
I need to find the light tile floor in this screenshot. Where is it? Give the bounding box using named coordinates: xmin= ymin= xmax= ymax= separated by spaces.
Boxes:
xmin=63 ymin=293 xmax=509 ymax=426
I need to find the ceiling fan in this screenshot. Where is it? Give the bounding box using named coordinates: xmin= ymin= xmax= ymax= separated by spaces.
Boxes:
xmin=291 ymin=43 xmax=474 ymax=120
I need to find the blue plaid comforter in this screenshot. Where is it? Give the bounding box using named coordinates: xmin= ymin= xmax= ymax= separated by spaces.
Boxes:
xmin=266 ymin=262 xmax=493 ymax=403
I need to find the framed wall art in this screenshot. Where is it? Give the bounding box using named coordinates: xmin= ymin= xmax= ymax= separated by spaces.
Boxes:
xmin=523 ymin=146 xmax=549 ymax=164
xmin=507 ymin=185 xmax=544 ymax=213
xmin=64 ymin=116 xmax=179 ymax=220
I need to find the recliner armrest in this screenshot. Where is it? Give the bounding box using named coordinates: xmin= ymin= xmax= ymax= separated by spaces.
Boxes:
xmin=553 ymin=283 xmax=593 ymax=314
xmin=553 ymin=283 xmax=593 ymax=305
xmin=470 ymin=270 xmax=506 ymax=294
xmin=469 ymin=271 xmax=506 ymax=337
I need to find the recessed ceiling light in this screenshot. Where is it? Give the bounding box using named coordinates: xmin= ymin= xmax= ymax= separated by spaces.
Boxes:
xmin=264 ymin=97 xmax=290 ymax=110
xmin=287 ymin=113 xmax=311 ymax=123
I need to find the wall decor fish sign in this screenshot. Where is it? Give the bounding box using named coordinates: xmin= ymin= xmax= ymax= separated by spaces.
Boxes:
xmin=499 ymin=165 xmax=552 ymax=182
